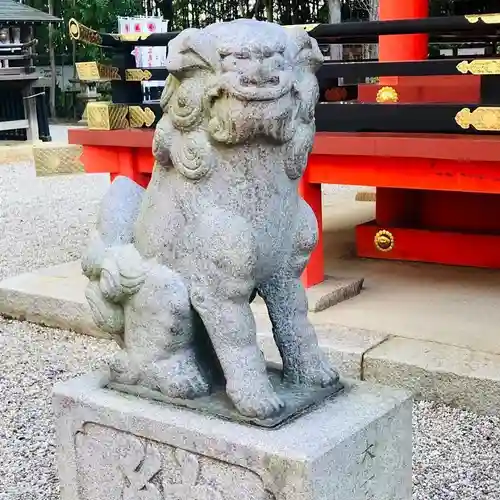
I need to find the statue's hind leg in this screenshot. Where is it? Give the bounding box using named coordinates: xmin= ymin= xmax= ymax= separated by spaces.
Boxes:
xmin=94 ymin=245 xmax=210 ymax=400
xmin=258 ymin=200 xmax=339 ymax=387
xmin=125 ymin=264 xmax=211 ymax=400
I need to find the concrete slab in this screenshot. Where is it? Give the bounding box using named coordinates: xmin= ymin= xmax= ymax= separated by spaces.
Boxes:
xmin=306 ymin=275 xmax=364 ymax=312
xmin=2 ymin=256 xmax=500 ymax=414
xmin=2 ymin=191 xmax=500 ymax=414
xmin=0 ymin=261 xmax=109 ymax=339
xmin=0 ymin=260 xmax=387 ymax=380
xmin=252 ymin=274 xmax=365 ymax=313
xmin=258 ymin=326 xmax=388 ymax=380
xmin=319 ymin=194 xmax=500 ymax=357
xmin=364 ymin=337 xmax=500 ymax=416
xmin=324 ymin=258 xmax=500 ymax=356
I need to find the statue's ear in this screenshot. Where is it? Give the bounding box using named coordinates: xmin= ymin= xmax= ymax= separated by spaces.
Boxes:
xmin=286 ymin=27 xmax=323 ymax=73
xmin=166 ymin=28 xmax=218 ymax=76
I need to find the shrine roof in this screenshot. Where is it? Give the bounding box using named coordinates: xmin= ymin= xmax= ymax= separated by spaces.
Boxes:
xmin=0 ymin=0 xmax=61 ymax=23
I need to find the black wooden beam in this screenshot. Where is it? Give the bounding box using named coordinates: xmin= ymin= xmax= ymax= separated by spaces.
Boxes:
xmin=103 ymin=102 xmax=498 ymax=135
xmin=480 ymin=75 xmax=500 ymax=105
xmin=111 ymin=50 xmax=143 ymax=105
xmin=315 ymin=103 xmax=496 ymax=134
xmin=69 ymin=14 xmax=500 ymax=48
xmin=128 ymin=58 xmax=492 ymax=84
xmin=306 ymin=14 xmax=500 ymax=42
xmin=317 ymin=58 xmax=497 ymax=80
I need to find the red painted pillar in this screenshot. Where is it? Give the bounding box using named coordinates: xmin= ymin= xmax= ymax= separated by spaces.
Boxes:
xmin=299 ymin=175 xmax=324 ymax=288
xmin=376 ymin=0 xmax=428 ymax=227
xmin=379 ymin=0 xmax=429 ymax=63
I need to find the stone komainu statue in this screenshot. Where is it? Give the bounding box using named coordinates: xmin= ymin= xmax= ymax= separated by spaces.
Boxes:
xmin=82 ymin=19 xmax=339 ymax=420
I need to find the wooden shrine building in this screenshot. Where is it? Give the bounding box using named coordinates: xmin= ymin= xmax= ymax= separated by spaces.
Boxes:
xmin=0 ymin=0 xmax=60 ymax=141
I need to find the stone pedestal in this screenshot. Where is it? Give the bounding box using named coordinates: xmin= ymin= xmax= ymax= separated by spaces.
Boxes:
xmin=53 ymin=372 xmax=412 ymax=500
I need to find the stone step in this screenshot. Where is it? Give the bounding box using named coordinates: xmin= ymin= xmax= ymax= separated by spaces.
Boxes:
xmin=1 ymin=260 xmax=500 ymax=415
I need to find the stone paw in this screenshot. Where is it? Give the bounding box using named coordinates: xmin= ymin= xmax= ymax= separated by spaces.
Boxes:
xmin=284 ymin=351 xmax=339 ymax=388
xmin=100 ymin=244 xmax=147 ymax=302
xmin=85 ymin=281 xmax=124 ymax=336
xmin=151 ymin=351 xmax=211 ymax=400
xmin=109 ymin=351 xmax=141 ymax=385
xmin=227 ymin=376 xmax=285 ymax=420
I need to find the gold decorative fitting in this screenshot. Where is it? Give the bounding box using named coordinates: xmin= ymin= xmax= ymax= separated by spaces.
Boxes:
xmin=75 ymin=62 xmax=120 ymax=81
xmin=376 ymin=86 xmax=398 ymax=104
xmin=456 ymin=59 xmax=500 ymax=75
xmin=125 ymin=69 xmax=153 ymax=82
xmin=465 ymin=13 xmax=500 ymax=24
xmin=119 ymin=33 xmax=151 ymax=42
xmin=33 ymin=143 xmax=84 ymax=177
xmin=128 ymin=106 xmax=156 ymax=128
xmin=68 ymin=18 xmax=102 ymax=45
xmin=374 ymin=230 xmax=394 ymax=253
xmin=455 ymin=107 xmax=500 ymax=131
xmin=87 ymin=102 xmax=128 ymax=130
xmin=283 ymin=23 xmax=319 ymax=32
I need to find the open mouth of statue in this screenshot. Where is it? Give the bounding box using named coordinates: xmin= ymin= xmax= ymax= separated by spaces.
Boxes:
xmin=226 ymin=72 xmax=292 ymax=101
xmin=240 ymin=75 xmax=280 ymax=87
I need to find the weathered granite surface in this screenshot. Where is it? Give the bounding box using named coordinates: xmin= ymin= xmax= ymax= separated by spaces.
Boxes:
xmin=81 ymin=19 xmax=339 ymax=421
xmin=53 ymin=372 xmax=413 ymax=500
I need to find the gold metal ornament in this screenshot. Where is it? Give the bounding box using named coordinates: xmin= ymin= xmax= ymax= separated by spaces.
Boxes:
xmin=68 ymin=18 xmax=102 ymax=45
xmin=465 ymin=13 xmax=500 ymax=24
xmin=97 ymin=64 xmax=121 ymax=81
xmin=119 ymin=33 xmax=151 ymax=42
xmin=125 ymin=69 xmax=153 ymax=82
xmin=376 ymin=86 xmax=399 ymax=104
xmin=128 ymin=106 xmax=156 ymax=128
xmin=455 ymin=107 xmax=500 ymax=131
xmin=374 ymin=230 xmax=394 ymax=252
xmin=456 ymin=59 xmax=500 ymax=75
xmin=87 ymin=102 xmax=129 ymax=130
xmin=33 ymin=143 xmax=84 ymax=177
xmin=283 ymin=24 xmax=319 ymax=32
xmin=75 ymin=62 xmax=99 ymax=81
xmin=75 ymin=62 xmax=120 ymax=81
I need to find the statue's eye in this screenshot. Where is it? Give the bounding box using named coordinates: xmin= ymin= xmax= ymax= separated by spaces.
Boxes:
xmin=262 ymin=48 xmax=273 ymax=58
xmin=234 ymin=50 xmax=250 ymax=59
xmin=218 ymin=48 xmax=231 ymax=58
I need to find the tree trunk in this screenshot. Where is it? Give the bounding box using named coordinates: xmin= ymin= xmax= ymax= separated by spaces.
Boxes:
xmin=369 ymin=0 xmax=379 ymax=60
xmin=48 ymin=0 xmax=56 ymax=118
xmin=266 ymin=0 xmax=273 ymax=22
xmin=327 ymin=0 xmax=342 ymax=61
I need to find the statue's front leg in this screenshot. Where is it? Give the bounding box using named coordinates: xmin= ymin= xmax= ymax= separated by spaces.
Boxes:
xmin=259 ymin=201 xmax=339 ymax=387
xmin=188 ymin=209 xmax=284 ymax=419
xmin=259 ymin=276 xmax=339 ymax=387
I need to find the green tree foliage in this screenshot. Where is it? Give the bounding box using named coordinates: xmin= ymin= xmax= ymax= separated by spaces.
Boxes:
xmin=27 ymin=0 xmax=142 ymax=63
xmin=431 ymin=0 xmax=500 ymax=16
xmin=25 ymin=0 xmax=500 ymax=65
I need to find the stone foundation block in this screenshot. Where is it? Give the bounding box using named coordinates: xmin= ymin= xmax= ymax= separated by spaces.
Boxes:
xmin=53 ymin=372 xmax=412 ymax=500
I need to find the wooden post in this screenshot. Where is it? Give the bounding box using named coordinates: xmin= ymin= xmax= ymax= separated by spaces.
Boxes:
xmin=299 ymin=173 xmax=324 ymax=289
xmin=378 ymin=0 xmax=429 ymax=64
xmin=375 ymin=0 xmax=428 ymax=229
xmin=23 ymin=84 xmax=39 ymax=142
xmin=48 ymin=0 xmax=56 ymax=118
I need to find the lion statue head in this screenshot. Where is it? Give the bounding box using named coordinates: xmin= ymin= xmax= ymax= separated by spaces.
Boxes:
xmin=153 ymin=19 xmax=323 ymax=180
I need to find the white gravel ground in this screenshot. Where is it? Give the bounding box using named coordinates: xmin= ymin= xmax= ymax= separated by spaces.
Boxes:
xmin=0 ymin=153 xmax=499 ymax=499
xmin=0 ymin=162 xmax=109 ymax=281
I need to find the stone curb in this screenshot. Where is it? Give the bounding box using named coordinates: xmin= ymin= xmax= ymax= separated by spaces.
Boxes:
xmin=1 ymin=261 xmax=500 ymax=415
xmin=363 ymin=336 xmax=500 ymax=416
